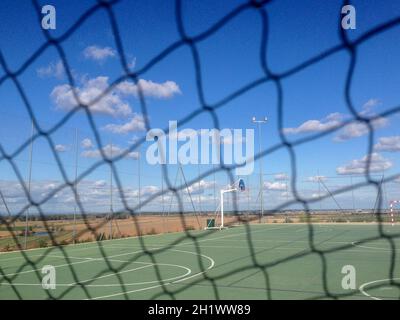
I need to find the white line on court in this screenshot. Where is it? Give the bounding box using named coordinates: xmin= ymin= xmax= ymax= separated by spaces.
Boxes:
xmin=0 ymin=248 xmax=148 ymax=278
xmin=359 ymin=278 xmax=400 ymax=300
xmin=1 ymin=260 xmax=192 ymax=288
xmin=88 ymin=249 xmax=215 ymax=300
xmin=351 ymin=241 xmax=400 ymax=252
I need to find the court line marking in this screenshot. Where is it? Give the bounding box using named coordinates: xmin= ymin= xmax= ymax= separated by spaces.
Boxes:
xmin=3 ymin=225 xmax=387 ymax=297
xmin=1 ymin=222 xmax=395 ymax=257
xmin=70 ymin=264 xmax=191 ymax=287
xmin=0 ymin=224 xmax=290 ymax=257
xmin=359 ymin=278 xmax=400 ymax=300
xmin=89 ymin=248 xmax=215 ymax=300
xmin=351 ymin=241 xmax=400 ymax=252
xmin=105 ymin=243 xmax=391 ymax=255
xmin=2 ymin=263 xmax=192 ymax=288
xmin=0 ymin=249 xmax=148 ymax=278
xmin=3 ymin=225 xmax=397 ymax=298
xmin=0 ymin=248 xmax=213 ymax=299
xmin=0 ymin=224 xmax=334 ymax=260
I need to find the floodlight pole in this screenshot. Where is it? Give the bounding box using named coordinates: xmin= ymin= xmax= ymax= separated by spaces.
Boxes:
xmin=109 ymin=141 xmax=113 ymax=240
xmin=73 ymin=128 xmax=78 ymax=244
xmin=138 ymin=151 xmax=141 ymax=215
xmin=24 ymin=120 xmax=34 ymax=250
xmin=252 ymin=116 xmax=268 ymax=223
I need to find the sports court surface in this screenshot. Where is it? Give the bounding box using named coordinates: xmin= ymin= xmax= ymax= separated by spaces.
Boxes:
xmin=0 ymin=224 xmax=399 ymax=300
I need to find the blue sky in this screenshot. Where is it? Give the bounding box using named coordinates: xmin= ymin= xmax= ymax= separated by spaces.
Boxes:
xmin=0 ymin=0 xmax=400 ymax=214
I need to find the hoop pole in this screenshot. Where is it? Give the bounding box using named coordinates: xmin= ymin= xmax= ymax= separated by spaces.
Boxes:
xmin=220 ymin=188 xmax=237 ymax=229
xmin=220 ymin=190 xmax=224 ymax=229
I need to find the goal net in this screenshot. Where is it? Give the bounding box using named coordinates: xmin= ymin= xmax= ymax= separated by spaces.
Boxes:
xmin=0 ymin=0 xmax=399 ymax=300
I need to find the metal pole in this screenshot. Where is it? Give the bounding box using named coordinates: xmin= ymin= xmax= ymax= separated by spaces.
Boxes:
xmin=198 ymin=163 xmax=201 ymax=215
xmin=317 ymin=170 xmax=322 ymax=211
xmin=138 ymin=150 xmax=141 ymax=215
xmin=161 ymin=171 xmax=165 ymax=214
xmin=0 ymin=188 xmax=13 ymax=228
xmin=220 ymin=188 xmax=236 ymax=229
xmin=350 ymin=175 xmax=355 ymax=212
xmin=213 ymin=164 xmax=216 ymax=212
xmin=109 ymin=142 xmax=113 ymax=239
xmin=161 ymin=169 xmax=166 ymax=233
xmin=382 ymin=171 xmax=389 ymax=214
xmin=220 ymin=190 xmax=224 ymax=228
xmin=24 ymin=120 xmax=34 ymax=250
xmin=258 ymin=122 xmax=263 ymax=223
xmin=252 ymin=117 xmax=267 ymax=223
xmin=247 ymin=176 xmax=250 ymax=218
xmin=73 ymin=128 xmax=78 ymax=244
xmin=285 ymin=173 xmax=289 ymax=210
xmin=0 ymin=189 xmax=11 ymax=218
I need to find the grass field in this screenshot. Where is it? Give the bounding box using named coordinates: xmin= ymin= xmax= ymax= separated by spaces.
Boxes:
xmin=0 ymin=224 xmax=399 ymax=300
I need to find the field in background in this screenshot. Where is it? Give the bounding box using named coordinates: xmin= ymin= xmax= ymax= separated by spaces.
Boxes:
xmin=0 ymin=212 xmax=397 ymax=252
xmin=0 ymin=214 xmax=243 ymax=251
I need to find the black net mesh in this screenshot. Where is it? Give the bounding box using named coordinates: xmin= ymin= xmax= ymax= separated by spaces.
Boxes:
xmin=0 ymin=0 xmax=400 ymax=300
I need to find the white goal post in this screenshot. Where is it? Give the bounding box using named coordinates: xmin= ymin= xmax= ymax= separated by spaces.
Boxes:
xmin=206 ymin=179 xmax=246 ymax=230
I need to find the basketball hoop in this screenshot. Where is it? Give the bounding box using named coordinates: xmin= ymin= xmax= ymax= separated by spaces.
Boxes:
xmin=205 ymin=178 xmax=246 ymax=230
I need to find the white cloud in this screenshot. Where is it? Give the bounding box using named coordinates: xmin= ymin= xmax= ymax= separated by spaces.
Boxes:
xmin=81 ymin=138 xmax=94 ymax=149
xmin=335 ymin=99 xmax=388 ymax=142
xmin=185 ymin=180 xmax=216 ymax=195
xmin=51 ymin=76 xmax=132 ymax=117
xmin=81 ymin=144 xmax=139 ymax=159
xmin=51 ymin=77 xmax=181 ymax=117
xmin=361 ymin=99 xmax=381 ymax=114
xmin=264 ymin=181 xmax=287 ymax=191
xmin=334 ymin=117 xmax=388 ymax=142
xmin=283 ymin=99 xmax=388 ymax=141
xmin=137 ymin=185 xmax=160 ymax=197
xmin=274 ymin=173 xmax=288 ymax=181
xmin=37 ymin=60 xmax=64 ymax=79
xmin=0 ymin=179 xmax=162 ymax=212
xmin=83 ymin=45 xmax=116 ymax=62
xmin=103 ymin=113 xmax=146 ymax=134
xmin=374 ymin=136 xmax=400 ymax=152
xmin=336 ymin=153 xmax=393 ymax=175
xmin=117 ymin=79 xmax=181 ymax=99
xmin=94 ymin=180 xmax=107 ymax=188
xmin=128 ymin=57 xmax=136 ymax=70
xmin=128 ymin=136 xmax=140 ymax=145
xmin=307 ymin=175 xmax=327 ymax=182
xmin=54 ymin=144 xmax=68 ymax=152
xmin=283 ymin=112 xmax=343 ymax=135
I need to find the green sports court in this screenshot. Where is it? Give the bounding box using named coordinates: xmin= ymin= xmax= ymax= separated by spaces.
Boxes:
xmin=1 ymin=224 xmax=399 ymax=300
